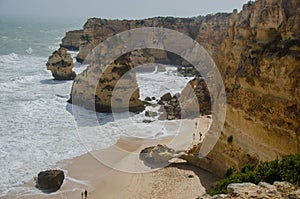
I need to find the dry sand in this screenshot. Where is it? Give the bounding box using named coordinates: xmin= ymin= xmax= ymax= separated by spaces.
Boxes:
xmin=2 ymin=117 xmax=219 ymax=199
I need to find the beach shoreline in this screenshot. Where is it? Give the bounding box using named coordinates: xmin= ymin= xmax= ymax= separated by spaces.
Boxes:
xmin=2 ymin=117 xmax=219 ymax=199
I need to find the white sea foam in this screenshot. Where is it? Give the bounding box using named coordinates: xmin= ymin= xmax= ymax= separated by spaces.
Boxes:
xmin=0 ymin=52 xmax=193 ymax=196
xmin=0 ymin=53 xmax=85 ymax=196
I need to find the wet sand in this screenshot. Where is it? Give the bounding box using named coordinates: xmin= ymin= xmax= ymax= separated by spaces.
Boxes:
xmin=2 ymin=117 xmax=219 ymax=199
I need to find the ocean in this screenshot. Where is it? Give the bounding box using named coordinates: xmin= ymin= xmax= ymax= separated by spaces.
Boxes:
xmin=0 ymin=17 xmax=193 ymax=196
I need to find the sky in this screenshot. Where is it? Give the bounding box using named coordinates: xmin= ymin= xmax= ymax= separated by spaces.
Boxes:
xmin=0 ymin=0 xmax=248 ymax=20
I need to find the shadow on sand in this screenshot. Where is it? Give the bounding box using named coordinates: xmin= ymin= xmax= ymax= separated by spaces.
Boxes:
xmin=167 ymin=162 xmax=220 ymax=190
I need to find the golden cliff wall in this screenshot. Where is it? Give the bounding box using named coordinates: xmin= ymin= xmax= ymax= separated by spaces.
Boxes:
xmin=61 ymin=30 xmax=83 ymax=51
xmin=70 ymin=52 xmax=144 ymax=113
xmin=76 ymin=17 xmax=203 ymax=62
xmin=187 ymin=0 xmax=300 ymax=176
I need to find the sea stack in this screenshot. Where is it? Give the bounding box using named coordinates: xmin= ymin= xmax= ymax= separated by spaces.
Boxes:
xmin=70 ymin=53 xmax=144 ymax=113
xmin=46 ymin=47 xmax=76 ymax=80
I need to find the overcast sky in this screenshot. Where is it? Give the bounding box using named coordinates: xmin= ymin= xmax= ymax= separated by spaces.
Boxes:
xmin=0 ymin=0 xmax=247 ymax=19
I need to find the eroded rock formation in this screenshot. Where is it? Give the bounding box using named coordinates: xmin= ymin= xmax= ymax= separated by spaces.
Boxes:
xmin=157 ymin=78 xmax=211 ymax=120
xmin=61 ymin=30 xmax=83 ymax=51
xmin=76 ymin=17 xmax=202 ymax=62
xmin=46 ymin=47 xmax=76 ymax=80
xmin=70 ymin=53 xmax=144 ymax=113
xmin=188 ymin=0 xmax=300 ymax=176
xmin=139 ymin=144 xmax=178 ymax=168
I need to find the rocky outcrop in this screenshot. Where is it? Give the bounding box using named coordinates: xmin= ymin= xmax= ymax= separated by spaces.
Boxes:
xmin=200 ymin=181 xmax=300 ymax=199
xmin=188 ymin=0 xmax=300 ymax=176
xmin=158 ymin=93 xmax=181 ymax=120
xmin=139 ymin=144 xmax=178 ymax=168
xmin=46 ymin=47 xmax=76 ymax=80
xmin=180 ymin=78 xmax=211 ymax=116
xmin=61 ymin=30 xmax=83 ymax=51
xmin=76 ymin=17 xmax=202 ymax=63
xmin=157 ymin=78 xmax=211 ymax=120
xmin=70 ymin=52 xmax=144 ymax=113
xmin=35 ymin=170 xmax=65 ymax=193
xmin=196 ymin=13 xmax=232 ymax=59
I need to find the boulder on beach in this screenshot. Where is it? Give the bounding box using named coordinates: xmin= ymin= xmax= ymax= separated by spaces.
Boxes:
xmin=35 ymin=170 xmax=65 ymax=193
xmin=139 ymin=144 xmax=177 ymax=168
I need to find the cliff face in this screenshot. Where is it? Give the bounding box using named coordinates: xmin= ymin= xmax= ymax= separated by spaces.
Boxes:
xmin=63 ymin=0 xmax=300 ymax=176
xmin=76 ymin=17 xmax=203 ymax=62
xmin=61 ymin=30 xmax=83 ymax=51
xmin=189 ymin=0 xmax=300 ymax=176
xmin=71 ymin=52 xmax=144 ymax=113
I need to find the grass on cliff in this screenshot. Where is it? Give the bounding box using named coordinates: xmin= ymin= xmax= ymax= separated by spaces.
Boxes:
xmin=208 ymin=153 xmax=300 ymax=196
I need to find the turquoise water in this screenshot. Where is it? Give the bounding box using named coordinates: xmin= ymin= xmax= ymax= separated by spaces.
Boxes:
xmin=0 ymin=17 xmax=84 ymax=57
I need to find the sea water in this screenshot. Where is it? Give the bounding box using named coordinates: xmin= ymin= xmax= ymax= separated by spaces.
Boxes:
xmin=0 ymin=17 xmax=193 ymax=196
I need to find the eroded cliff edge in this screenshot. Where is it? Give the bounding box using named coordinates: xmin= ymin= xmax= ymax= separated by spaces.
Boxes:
xmin=63 ymin=0 xmax=299 ymax=176
xmin=187 ymin=0 xmax=300 ymax=176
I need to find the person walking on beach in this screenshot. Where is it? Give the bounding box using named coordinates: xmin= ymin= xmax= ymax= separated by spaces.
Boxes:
xmin=81 ymin=192 xmax=84 ymax=199
xmin=84 ymin=190 xmax=88 ymax=199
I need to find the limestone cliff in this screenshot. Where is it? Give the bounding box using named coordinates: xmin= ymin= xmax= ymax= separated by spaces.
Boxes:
xmin=187 ymin=0 xmax=300 ymax=176
xmin=61 ymin=30 xmax=83 ymax=51
xmin=196 ymin=13 xmax=232 ymax=60
xmin=76 ymin=17 xmax=203 ymax=62
xmin=70 ymin=52 xmax=144 ymax=113
xmin=61 ymin=0 xmax=299 ymax=177
xmin=46 ymin=47 xmax=76 ymax=80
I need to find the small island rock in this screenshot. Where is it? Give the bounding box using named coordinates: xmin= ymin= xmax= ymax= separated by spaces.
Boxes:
xmin=46 ymin=47 xmax=76 ymax=80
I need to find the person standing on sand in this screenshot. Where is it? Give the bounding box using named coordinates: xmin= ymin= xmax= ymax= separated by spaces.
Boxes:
xmin=199 ymin=132 xmax=202 ymax=141
xmin=81 ymin=192 xmax=84 ymax=199
xmin=84 ymin=190 xmax=88 ymax=199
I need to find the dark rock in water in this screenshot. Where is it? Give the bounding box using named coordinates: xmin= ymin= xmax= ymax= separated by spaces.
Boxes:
xmin=152 ymin=97 xmax=156 ymax=100
xmin=144 ymin=97 xmax=152 ymax=101
xmin=36 ymin=170 xmax=65 ymax=193
xmin=143 ymin=119 xmax=153 ymax=123
xmin=157 ymin=93 xmax=181 ymax=120
xmin=159 ymin=92 xmax=172 ymax=102
xmin=67 ymin=97 xmax=72 ymax=104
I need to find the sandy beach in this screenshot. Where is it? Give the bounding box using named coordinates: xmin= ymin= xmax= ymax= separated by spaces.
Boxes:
xmin=2 ymin=117 xmax=219 ymax=199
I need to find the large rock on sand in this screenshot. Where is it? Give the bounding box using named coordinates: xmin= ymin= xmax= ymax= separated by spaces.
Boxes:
xmin=36 ymin=170 xmax=65 ymax=192
xmin=140 ymin=144 xmax=176 ymax=168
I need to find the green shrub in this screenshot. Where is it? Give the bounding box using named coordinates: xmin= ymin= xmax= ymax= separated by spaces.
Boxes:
xmin=208 ymin=153 xmax=300 ymax=196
